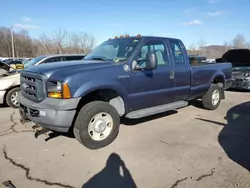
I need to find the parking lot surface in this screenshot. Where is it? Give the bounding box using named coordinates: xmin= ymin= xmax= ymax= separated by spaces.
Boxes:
xmin=0 ymin=91 xmax=250 ymax=188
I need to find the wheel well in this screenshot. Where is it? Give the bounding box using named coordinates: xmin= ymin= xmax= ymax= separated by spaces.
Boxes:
xmin=212 ymin=77 xmax=224 ymax=87
xmin=3 ymin=85 xmax=20 ymax=103
xmin=76 ymin=89 xmax=125 ymax=116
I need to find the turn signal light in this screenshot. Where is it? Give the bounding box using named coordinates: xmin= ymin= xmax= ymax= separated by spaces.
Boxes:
xmin=62 ymin=83 xmax=71 ymax=99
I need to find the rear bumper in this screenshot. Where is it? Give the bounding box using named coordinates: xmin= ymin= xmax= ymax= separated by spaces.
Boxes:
xmin=19 ymin=93 xmax=81 ymax=132
xmin=0 ymin=90 xmax=6 ymax=104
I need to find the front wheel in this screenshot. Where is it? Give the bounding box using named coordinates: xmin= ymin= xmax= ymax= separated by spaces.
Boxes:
xmin=73 ymin=101 xmax=120 ymax=150
xmin=202 ymin=84 xmax=222 ymax=110
xmin=6 ymin=87 xmax=20 ymax=109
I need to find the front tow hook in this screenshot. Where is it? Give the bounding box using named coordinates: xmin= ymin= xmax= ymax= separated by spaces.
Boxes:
xmin=32 ymin=125 xmax=50 ymax=138
xmin=20 ymin=118 xmax=31 ymax=124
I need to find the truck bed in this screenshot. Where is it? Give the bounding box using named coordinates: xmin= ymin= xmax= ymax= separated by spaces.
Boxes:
xmin=189 ymin=62 xmax=232 ymax=99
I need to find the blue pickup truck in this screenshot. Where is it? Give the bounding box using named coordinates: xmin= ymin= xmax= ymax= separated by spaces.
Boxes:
xmin=19 ymin=35 xmax=232 ymax=149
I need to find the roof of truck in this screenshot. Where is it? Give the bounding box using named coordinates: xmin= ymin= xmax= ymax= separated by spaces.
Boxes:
xmin=109 ymin=35 xmax=180 ymax=41
xmin=38 ymin=54 xmax=86 ymax=58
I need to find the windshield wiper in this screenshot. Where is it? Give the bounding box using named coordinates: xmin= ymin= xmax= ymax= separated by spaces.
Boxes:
xmin=86 ymin=56 xmax=108 ymax=61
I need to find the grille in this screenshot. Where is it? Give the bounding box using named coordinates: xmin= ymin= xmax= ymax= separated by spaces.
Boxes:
xmin=20 ymin=72 xmax=45 ymax=102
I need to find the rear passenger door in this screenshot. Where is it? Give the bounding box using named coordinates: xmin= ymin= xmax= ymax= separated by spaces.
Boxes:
xmin=168 ymin=39 xmax=191 ymax=101
xmin=129 ymin=39 xmax=175 ymax=110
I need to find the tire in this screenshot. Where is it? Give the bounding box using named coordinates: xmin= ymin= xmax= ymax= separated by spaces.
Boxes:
xmin=6 ymin=87 xmax=20 ymax=109
xmin=202 ymin=84 xmax=221 ymax=110
xmin=73 ymin=101 xmax=120 ymax=150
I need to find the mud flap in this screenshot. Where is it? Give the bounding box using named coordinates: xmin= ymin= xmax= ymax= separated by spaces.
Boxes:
xmin=220 ymin=88 xmax=225 ymax=99
xmin=217 ymin=83 xmax=225 ymax=99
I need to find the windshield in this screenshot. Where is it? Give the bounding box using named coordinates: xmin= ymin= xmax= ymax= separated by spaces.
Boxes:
xmin=24 ymin=55 xmax=47 ymax=68
xmin=84 ymin=38 xmax=140 ymax=62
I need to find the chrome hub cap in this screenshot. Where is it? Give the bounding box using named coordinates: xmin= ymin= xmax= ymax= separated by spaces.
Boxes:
xmin=11 ymin=92 xmax=19 ymax=106
xmin=94 ymin=119 xmax=106 ymax=133
xmin=88 ymin=112 xmax=113 ymax=141
xmin=212 ymin=90 xmax=220 ymax=105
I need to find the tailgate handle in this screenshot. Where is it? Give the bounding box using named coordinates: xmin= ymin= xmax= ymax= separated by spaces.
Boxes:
xmin=170 ymin=71 xmax=175 ymax=79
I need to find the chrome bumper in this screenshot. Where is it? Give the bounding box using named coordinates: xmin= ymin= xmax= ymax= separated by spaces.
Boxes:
xmin=0 ymin=90 xmax=6 ymax=104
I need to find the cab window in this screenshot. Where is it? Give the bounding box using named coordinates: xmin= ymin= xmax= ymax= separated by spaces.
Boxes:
xmin=43 ymin=57 xmax=63 ymax=63
xmin=138 ymin=40 xmax=168 ymax=66
xmin=169 ymin=40 xmax=185 ymax=64
xmin=64 ymin=56 xmax=85 ymax=61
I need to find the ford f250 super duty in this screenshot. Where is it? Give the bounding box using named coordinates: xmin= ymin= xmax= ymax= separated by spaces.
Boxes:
xmin=19 ymin=35 xmax=233 ymax=149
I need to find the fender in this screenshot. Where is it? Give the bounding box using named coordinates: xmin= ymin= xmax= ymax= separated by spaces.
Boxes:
xmin=209 ymin=70 xmax=225 ymax=86
xmin=209 ymin=70 xmax=226 ymax=99
xmin=73 ymin=79 xmax=129 ymax=112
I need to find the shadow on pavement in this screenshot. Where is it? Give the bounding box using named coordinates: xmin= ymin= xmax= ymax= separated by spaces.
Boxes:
xmin=0 ymin=104 xmax=8 ymax=108
xmin=196 ymin=101 xmax=250 ymax=172
xmin=82 ymin=153 xmax=137 ymax=188
xmin=226 ymin=88 xmax=250 ymax=93
xmin=44 ymin=131 xmax=75 ymax=142
xmin=121 ymin=110 xmax=178 ymax=126
xmin=189 ymin=99 xmax=206 ymax=110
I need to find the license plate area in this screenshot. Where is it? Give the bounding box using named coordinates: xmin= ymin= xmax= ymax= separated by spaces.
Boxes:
xmin=20 ymin=103 xmax=40 ymax=117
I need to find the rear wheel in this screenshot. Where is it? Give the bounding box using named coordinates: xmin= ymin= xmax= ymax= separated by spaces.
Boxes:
xmin=6 ymin=87 xmax=20 ymax=109
xmin=73 ymin=101 xmax=120 ymax=149
xmin=202 ymin=84 xmax=221 ymax=110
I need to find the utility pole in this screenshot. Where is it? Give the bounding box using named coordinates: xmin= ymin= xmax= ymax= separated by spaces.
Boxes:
xmin=10 ymin=26 xmax=15 ymax=59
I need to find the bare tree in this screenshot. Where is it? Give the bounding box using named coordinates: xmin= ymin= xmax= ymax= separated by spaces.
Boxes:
xmin=232 ymin=34 xmax=246 ymax=49
xmin=0 ymin=27 xmax=96 ymax=58
xmin=78 ymin=32 xmax=96 ymax=53
xmin=51 ymin=29 xmax=68 ymax=54
xmin=196 ymin=39 xmax=206 ymax=55
xmin=39 ymin=34 xmax=54 ymax=54
xmin=223 ymin=41 xmax=232 ymax=53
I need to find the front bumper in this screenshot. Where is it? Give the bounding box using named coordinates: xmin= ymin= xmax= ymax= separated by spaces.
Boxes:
xmin=0 ymin=90 xmax=6 ymax=104
xmin=19 ymin=93 xmax=81 ymax=132
xmin=230 ymin=79 xmax=250 ymax=90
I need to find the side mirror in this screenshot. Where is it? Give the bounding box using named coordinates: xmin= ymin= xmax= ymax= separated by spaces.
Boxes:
xmin=144 ymin=52 xmax=157 ymax=70
xmin=132 ymin=52 xmax=158 ymax=70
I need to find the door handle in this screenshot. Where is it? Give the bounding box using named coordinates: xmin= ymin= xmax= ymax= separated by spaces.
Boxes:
xmin=170 ymin=71 xmax=175 ymax=79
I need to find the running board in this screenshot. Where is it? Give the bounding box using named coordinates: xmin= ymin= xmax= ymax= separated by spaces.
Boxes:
xmin=125 ymin=101 xmax=188 ymax=119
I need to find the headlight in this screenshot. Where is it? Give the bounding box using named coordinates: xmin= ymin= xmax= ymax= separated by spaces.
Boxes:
xmin=244 ymin=72 xmax=250 ymax=77
xmin=47 ymin=81 xmax=71 ymax=99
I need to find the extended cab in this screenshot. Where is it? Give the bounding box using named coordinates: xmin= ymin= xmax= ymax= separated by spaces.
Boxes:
xmin=19 ymin=35 xmax=232 ymax=149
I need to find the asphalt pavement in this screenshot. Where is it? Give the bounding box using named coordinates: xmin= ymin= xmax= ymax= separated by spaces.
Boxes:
xmin=0 ymin=91 xmax=250 ymax=188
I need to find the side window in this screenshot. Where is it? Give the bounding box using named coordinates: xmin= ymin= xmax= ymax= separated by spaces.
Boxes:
xmin=138 ymin=40 xmax=168 ymax=66
xmin=169 ymin=40 xmax=185 ymax=64
xmin=64 ymin=56 xmax=84 ymax=61
xmin=43 ymin=57 xmax=63 ymax=63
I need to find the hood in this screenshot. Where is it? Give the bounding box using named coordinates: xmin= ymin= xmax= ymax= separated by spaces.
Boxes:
xmin=0 ymin=61 xmax=13 ymax=71
xmin=24 ymin=60 xmax=116 ymax=79
xmin=222 ymin=49 xmax=250 ymax=67
xmin=0 ymin=61 xmax=16 ymax=76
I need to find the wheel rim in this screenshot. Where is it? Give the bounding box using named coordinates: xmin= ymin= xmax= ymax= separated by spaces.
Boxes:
xmin=88 ymin=112 xmax=113 ymax=141
xmin=11 ymin=91 xmax=19 ymax=106
xmin=212 ymin=90 xmax=220 ymax=105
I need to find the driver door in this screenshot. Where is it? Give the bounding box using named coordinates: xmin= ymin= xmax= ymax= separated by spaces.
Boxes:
xmin=128 ymin=39 xmax=175 ymax=111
